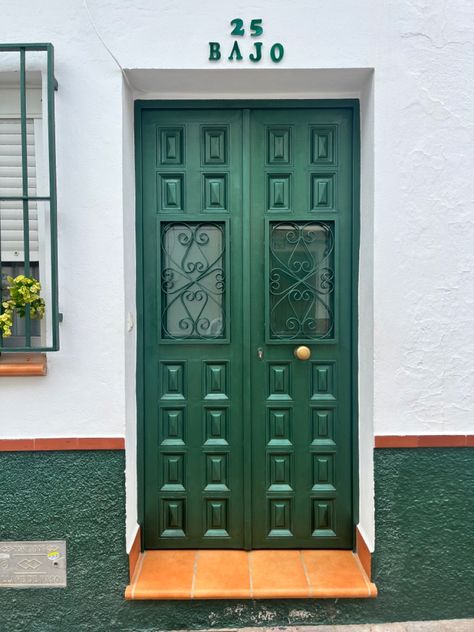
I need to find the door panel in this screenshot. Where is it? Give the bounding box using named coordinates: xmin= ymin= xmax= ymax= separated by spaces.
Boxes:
xmin=142 ymin=109 xmax=244 ymax=548
xmin=250 ymin=109 xmax=353 ymax=548
xmin=141 ymin=105 xmax=355 ymax=550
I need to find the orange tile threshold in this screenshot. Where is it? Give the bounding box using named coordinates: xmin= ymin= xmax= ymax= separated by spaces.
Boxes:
xmin=125 ymin=550 xmax=377 ymax=600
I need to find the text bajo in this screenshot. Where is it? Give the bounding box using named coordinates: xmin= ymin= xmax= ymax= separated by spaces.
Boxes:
xmin=209 ymin=41 xmax=284 ymax=63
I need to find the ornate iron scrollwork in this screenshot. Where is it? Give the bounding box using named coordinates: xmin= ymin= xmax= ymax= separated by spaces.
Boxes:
xmin=269 ymin=221 xmax=334 ymax=340
xmin=161 ymin=222 xmax=225 ymax=340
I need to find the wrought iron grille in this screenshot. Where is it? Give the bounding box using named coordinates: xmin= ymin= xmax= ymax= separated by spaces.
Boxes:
xmin=0 ymin=44 xmax=59 ymax=351
xmin=161 ymin=222 xmax=226 ymax=340
xmin=269 ymin=221 xmax=335 ymax=340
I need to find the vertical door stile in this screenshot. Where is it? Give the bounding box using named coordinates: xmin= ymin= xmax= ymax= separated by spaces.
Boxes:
xmin=242 ymin=108 xmax=253 ymax=550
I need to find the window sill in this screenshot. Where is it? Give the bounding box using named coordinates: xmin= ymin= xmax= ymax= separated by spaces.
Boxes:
xmin=125 ymin=549 xmax=377 ymax=600
xmin=0 ymin=353 xmax=47 ymax=376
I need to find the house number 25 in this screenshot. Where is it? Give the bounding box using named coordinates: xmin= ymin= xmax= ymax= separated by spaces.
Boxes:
xmin=209 ymin=19 xmax=285 ymax=63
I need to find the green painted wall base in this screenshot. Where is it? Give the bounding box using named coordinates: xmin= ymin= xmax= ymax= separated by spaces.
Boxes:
xmin=0 ymin=449 xmax=473 ymax=631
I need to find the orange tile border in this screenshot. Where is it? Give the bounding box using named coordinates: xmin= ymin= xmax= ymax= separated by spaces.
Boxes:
xmin=0 ymin=353 xmax=47 ymax=376
xmin=417 ymin=435 xmax=467 ymax=448
xmin=0 ymin=437 xmax=125 ymax=451
xmin=356 ymin=527 xmax=372 ymax=580
xmin=74 ymin=438 xmax=125 ymax=450
xmin=0 ymin=439 xmax=35 ymax=451
xmin=128 ymin=527 xmax=142 ymax=581
xmin=35 ymin=438 xmax=79 ymax=451
xmin=375 ymin=435 xmax=419 ymax=448
xmin=375 ymin=435 xmax=472 ymax=448
xmin=6 ymin=435 xmax=471 ymax=452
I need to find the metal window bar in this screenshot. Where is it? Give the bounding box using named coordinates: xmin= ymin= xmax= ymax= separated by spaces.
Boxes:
xmin=0 ymin=43 xmax=59 ymax=351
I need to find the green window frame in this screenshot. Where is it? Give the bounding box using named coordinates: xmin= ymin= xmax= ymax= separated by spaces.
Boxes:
xmin=0 ymin=43 xmax=59 ymax=351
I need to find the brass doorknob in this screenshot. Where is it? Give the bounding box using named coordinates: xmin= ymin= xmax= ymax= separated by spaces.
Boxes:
xmin=294 ymin=345 xmax=311 ymax=361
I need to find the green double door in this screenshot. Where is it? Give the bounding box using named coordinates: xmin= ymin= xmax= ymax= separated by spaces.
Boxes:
xmin=140 ymin=104 xmax=356 ymax=550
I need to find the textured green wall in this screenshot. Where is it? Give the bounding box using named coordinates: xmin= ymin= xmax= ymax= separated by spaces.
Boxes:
xmin=0 ymin=449 xmax=472 ymax=631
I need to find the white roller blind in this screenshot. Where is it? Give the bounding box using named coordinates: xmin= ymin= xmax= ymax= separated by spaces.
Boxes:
xmin=0 ymin=118 xmax=39 ymax=261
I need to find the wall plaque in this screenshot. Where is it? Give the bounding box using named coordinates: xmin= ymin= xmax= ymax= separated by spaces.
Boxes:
xmin=0 ymin=541 xmax=66 ymax=588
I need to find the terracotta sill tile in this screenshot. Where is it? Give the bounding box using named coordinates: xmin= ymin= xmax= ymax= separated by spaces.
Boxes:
xmin=250 ymin=550 xmax=310 ymax=598
xmin=302 ymin=550 xmax=376 ymax=598
xmin=130 ymin=551 xmax=196 ymax=599
xmin=466 ymin=435 xmax=474 ymax=447
xmin=193 ymin=550 xmax=250 ymax=599
xmin=0 ymin=439 xmax=35 ymax=451
xmin=0 ymin=353 xmax=47 ymax=376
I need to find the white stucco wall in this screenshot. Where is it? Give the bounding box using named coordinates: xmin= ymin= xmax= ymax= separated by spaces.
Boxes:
xmin=2 ymin=1 xmax=474 ymax=550
xmin=1 ymin=2 xmax=126 ymax=439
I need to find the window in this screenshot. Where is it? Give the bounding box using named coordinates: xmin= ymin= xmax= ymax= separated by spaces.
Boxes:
xmin=0 ymin=44 xmax=59 ymax=351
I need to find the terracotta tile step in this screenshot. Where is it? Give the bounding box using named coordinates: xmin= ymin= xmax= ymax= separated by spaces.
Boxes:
xmin=125 ymin=549 xmax=377 ymax=600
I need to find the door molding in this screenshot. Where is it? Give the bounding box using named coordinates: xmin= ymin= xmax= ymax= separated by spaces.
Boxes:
xmin=135 ymin=99 xmax=360 ymax=549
